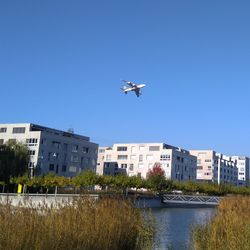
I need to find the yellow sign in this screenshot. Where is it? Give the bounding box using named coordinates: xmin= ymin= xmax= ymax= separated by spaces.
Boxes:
xmin=17 ymin=184 xmax=22 ymax=194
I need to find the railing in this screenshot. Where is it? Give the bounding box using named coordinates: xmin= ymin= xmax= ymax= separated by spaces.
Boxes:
xmin=161 ymin=194 xmax=222 ymax=206
xmin=0 ymin=193 xmax=99 ymax=208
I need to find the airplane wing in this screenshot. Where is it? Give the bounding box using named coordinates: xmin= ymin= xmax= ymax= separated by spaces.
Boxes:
xmin=122 ymin=80 xmax=135 ymax=87
xmin=135 ymin=88 xmax=141 ymax=97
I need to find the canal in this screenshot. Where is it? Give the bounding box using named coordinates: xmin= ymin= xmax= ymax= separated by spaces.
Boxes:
xmin=151 ymin=207 xmax=215 ymax=250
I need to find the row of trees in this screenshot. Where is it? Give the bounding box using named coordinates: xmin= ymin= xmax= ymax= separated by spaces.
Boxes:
xmin=10 ymin=168 xmax=169 ymax=194
xmin=10 ymin=166 xmax=250 ymax=196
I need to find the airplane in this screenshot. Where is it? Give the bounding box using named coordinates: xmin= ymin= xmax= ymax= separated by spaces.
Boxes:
xmin=121 ymin=80 xmax=146 ymax=97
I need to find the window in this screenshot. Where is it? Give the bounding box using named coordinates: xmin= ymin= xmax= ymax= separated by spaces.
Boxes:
xmin=198 ymin=152 xmax=207 ymax=155
xmin=28 ymin=162 xmax=35 ymax=168
xmin=71 ymin=155 xmax=79 ymax=162
xmin=49 ymin=164 xmax=54 ymax=171
xmin=129 ymin=164 xmax=134 ymax=171
xmin=72 ymin=145 xmax=78 ymax=152
xmin=82 ymin=147 xmax=89 ymax=153
xmin=106 ymin=154 xmax=111 ymax=161
xmin=131 ymin=146 xmax=136 ymax=153
xmin=197 ymin=159 xmax=201 ymax=164
xmin=52 ymin=141 xmax=60 ymax=148
xmin=69 ymin=166 xmax=77 ymax=172
xmin=117 ymin=146 xmax=127 ymax=151
xmin=139 ymin=155 xmax=143 ymax=162
xmin=117 ymin=155 xmax=128 ymax=160
xmin=99 ymin=149 xmax=105 ymax=153
xmin=205 ymin=159 xmax=211 ymax=162
xmin=146 ymin=155 xmax=153 ymax=161
xmin=56 ymin=164 xmax=59 ymax=174
xmin=63 ymin=143 xmax=68 ymax=150
xmin=62 ymin=165 xmax=67 ymax=172
xmin=139 ymin=146 xmax=145 ymax=151
xmin=26 ymin=138 xmax=38 ymax=144
xmin=0 ymin=139 xmax=4 ymax=145
xmin=83 ymin=157 xmax=90 ymax=164
xmin=121 ymin=164 xmax=127 ymax=169
xmin=13 ymin=127 xmax=25 ymax=133
xmin=197 ymin=166 xmax=203 ymax=170
xmin=0 ymin=127 xmax=7 ymax=133
xmin=130 ymin=155 xmax=136 ymax=160
xmin=63 ymin=153 xmax=67 ymax=163
xmin=138 ymin=163 xmax=144 ymax=168
xmin=41 ymin=139 xmax=47 ymax=145
xmin=28 ymin=150 xmax=36 ymax=156
xmin=149 ymin=146 xmax=160 ymax=151
xmin=104 ymin=163 xmax=110 ymax=168
xmin=160 ymin=154 xmax=171 ymax=161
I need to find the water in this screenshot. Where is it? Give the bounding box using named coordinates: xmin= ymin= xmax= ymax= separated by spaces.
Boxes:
xmin=151 ymin=207 xmax=215 ymax=250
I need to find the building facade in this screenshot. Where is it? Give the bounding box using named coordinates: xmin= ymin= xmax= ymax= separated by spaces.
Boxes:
xmin=96 ymin=147 xmax=126 ymax=176
xmin=231 ymin=156 xmax=249 ymax=186
xmin=97 ymin=143 xmax=197 ymax=181
xmin=0 ymin=123 xmax=98 ymax=177
xmin=190 ymin=150 xmax=238 ymax=185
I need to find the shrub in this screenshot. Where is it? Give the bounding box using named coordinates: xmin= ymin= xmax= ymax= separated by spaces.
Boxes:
xmin=192 ymin=196 xmax=250 ymax=250
xmin=0 ymin=198 xmax=154 ymax=250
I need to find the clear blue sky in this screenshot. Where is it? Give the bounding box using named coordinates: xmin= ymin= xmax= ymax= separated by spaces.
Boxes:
xmin=1 ymin=1 xmax=250 ymax=156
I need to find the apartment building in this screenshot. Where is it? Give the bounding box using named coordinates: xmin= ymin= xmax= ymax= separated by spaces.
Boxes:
xmin=96 ymin=147 xmax=126 ymax=176
xmin=97 ymin=143 xmax=197 ymax=181
xmin=0 ymin=123 xmax=98 ymax=177
xmin=231 ymin=156 xmax=249 ymax=186
xmin=190 ymin=150 xmax=238 ymax=185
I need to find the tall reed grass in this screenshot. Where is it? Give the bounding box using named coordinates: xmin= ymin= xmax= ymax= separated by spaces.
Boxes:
xmin=0 ymin=198 xmax=154 ymax=250
xmin=192 ymin=196 xmax=250 ymax=250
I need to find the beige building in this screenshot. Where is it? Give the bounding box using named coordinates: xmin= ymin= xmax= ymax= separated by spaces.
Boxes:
xmin=97 ymin=143 xmax=197 ymax=181
xmin=231 ymin=156 xmax=249 ymax=186
xmin=190 ymin=150 xmax=238 ymax=185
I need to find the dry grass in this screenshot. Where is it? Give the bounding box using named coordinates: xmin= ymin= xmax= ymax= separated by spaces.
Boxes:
xmin=192 ymin=196 xmax=250 ymax=250
xmin=0 ymin=198 xmax=154 ymax=250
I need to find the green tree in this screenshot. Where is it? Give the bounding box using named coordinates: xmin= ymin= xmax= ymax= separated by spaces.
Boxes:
xmin=97 ymin=174 xmax=114 ymax=190
xmin=129 ymin=175 xmax=144 ymax=190
xmin=0 ymin=141 xmax=29 ymax=184
xmin=72 ymin=170 xmax=98 ymax=190
xmin=113 ymin=174 xmax=130 ymax=194
xmin=42 ymin=174 xmax=69 ymax=194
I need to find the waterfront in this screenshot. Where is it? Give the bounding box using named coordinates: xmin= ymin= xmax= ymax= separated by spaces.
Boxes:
xmin=151 ymin=207 xmax=215 ymax=250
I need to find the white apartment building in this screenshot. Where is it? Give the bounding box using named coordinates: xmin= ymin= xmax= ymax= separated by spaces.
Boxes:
xmin=231 ymin=156 xmax=249 ymax=186
xmin=0 ymin=123 xmax=98 ymax=177
xmin=97 ymin=143 xmax=197 ymax=181
xmin=190 ymin=150 xmax=238 ymax=185
xmin=96 ymin=147 xmax=126 ymax=176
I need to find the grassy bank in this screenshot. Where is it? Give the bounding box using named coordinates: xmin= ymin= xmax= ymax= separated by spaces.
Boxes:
xmin=0 ymin=198 xmax=154 ymax=250
xmin=192 ymin=196 xmax=250 ymax=250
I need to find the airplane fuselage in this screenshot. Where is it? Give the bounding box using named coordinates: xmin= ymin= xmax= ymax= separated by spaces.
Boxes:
xmin=121 ymin=80 xmax=146 ymax=97
xmin=124 ymin=84 xmax=145 ymax=92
